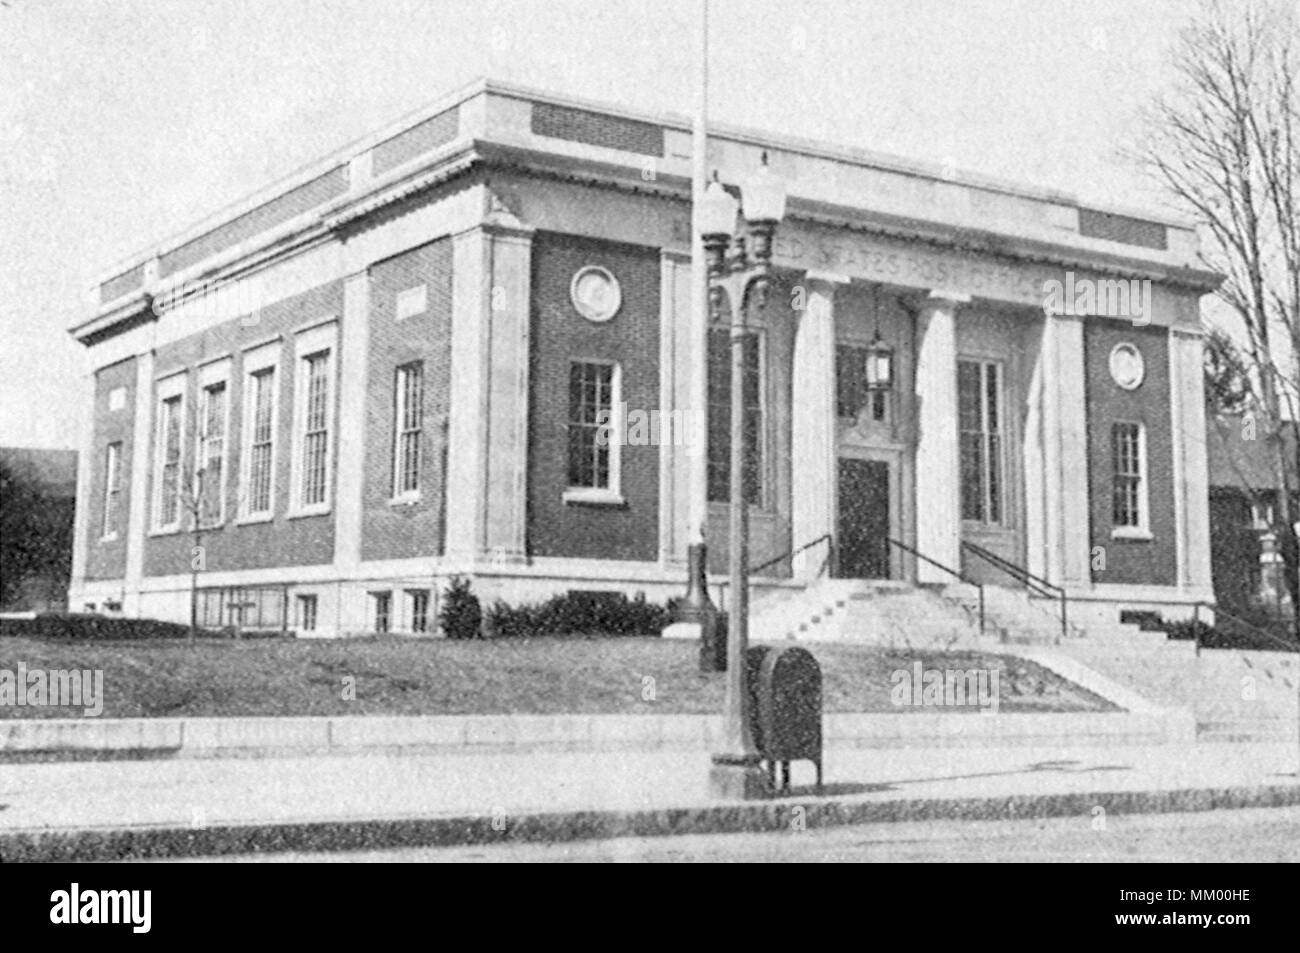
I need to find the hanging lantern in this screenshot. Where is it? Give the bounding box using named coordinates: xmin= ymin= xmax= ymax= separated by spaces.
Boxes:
xmin=865 ymin=331 xmax=894 ymax=391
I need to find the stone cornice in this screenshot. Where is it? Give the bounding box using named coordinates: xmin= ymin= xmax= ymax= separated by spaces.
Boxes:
xmin=76 ymin=128 xmax=1222 ymax=348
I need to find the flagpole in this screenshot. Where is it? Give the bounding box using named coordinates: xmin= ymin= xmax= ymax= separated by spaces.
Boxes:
xmin=679 ymin=0 xmax=719 ymax=666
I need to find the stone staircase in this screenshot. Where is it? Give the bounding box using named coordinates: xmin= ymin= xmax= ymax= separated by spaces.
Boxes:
xmin=1050 ymin=636 xmax=1299 ymax=741
xmin=750 ymin=578 xmax=1020 ymax=648
xmin=747 ymin=577 xmax=1299 ymax=740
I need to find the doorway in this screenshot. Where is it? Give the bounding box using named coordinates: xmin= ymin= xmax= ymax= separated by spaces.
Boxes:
xmin=836 ymin=458 xmax=891 ymax=578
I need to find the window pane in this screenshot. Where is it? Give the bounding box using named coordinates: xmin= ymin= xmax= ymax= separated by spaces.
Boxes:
xmin=567 ymin=362 xmax=614 ymax=489
xmin=301 ymin=352 xmax=330 ymax=506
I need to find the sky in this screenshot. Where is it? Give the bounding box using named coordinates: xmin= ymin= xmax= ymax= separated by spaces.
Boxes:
xmin=0 ymin=0 xmax=1205 ymax=450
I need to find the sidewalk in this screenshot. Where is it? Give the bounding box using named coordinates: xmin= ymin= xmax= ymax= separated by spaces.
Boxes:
xmin=3 ymin=741 xmax=1298 ymax=860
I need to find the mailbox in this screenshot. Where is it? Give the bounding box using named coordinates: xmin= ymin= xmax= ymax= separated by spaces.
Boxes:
xmin=744 ymin=644 xmax=823 ymax=794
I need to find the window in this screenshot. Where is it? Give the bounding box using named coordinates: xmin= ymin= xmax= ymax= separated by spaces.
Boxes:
xmin=408 ymin=589 xmax=430 ymax=633
xmin=153 ymin=385 xmax=185 ymax=531
xmin=1111 ymin=422 xmax=1149 ymax=535
xmin=299 ymin=351 xmax=331 ymax=508
xmin=708 ymin=328 xmax=764 ymax=504
xmin=196 ymin=380 xmax=227 ymax=525
xmin=243 ymin=365 xmax=277 ymax=517
xmin=958 ymin=360 xmax=1004 ymax=525
xmin=372 ymin=592 xmax=391 ymax=634
xmin=296 ymin=594 xmax=318 ymax=633
xmin=393 ymin=362 xmax=424 ymax=498
xmin=101 ymin=441 xmax=122 ymax=539
xmin=290 ymin=323 xmax=336 ymax=515
xmin=565 ymin=360 xmax=621 ymax=500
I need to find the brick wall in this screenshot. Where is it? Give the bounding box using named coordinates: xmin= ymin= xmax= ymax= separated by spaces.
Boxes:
xmin=527 ymin=232 xmax=660 ymax=561
xmin=360 ymin=239 xmax=453 ymax=561
xmin=84 ymin=357 xmax=136 ymax=581
xmin=142 ymin=280 xmax=343 ymax=577
xmin=159 ymin=168 xmax=348 ymax=278
xmin=1083 ymin=319 xmax=1177 ymax=585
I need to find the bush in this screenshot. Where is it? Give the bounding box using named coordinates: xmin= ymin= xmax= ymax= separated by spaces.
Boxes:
xmin=439 ymin=576 xmax=483 ymax=640
xmin=0 ymin=613 xmax=193 ymax=641
xmin=483 ymin=590 xmax=673 ymax=638
xmin=1162 ymin=616 xmax=1298 ymax=652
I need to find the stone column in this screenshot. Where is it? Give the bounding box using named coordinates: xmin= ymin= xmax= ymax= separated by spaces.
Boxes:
xmin=1040 ymin=312 xmax=1091 ymax=588
xmin=913 ymin=291 xmax=965 ymax=582
xmin=332 ymin=273 xmax=369 ymax=575
xmin=790 ymin=273 xmax=844 ymax=579
xmin=68 ymin=362 xmax=97 ymax=608
xmin=444 ymin=216 xmax=533 ymax=563
xmin=123 ymin=349 xmax=155 ymax=615
xmin=1169 ymin=326 xmax=1213 ymax=595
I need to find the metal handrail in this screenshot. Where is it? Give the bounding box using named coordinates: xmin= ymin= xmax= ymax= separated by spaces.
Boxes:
xmin=1190 ymin=601 xmax=1300 ymax=656
xmin=887 ymin=537 xmax=984 ymax=636
xmin=749 ymin=533 xmax=835 ymax=578
xmin=960 ymin=540 xmax=1069 ymax=642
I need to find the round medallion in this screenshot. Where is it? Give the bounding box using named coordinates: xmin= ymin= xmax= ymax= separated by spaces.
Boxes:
xmin=570 ymin=266 xmax=621 ymax=323
xmin=1109 ymin=342 xmax=1145 ymax=390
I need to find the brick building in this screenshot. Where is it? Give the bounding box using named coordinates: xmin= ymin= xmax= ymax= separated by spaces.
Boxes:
xmin=69 ymin=79 xmax=1220 ymax=637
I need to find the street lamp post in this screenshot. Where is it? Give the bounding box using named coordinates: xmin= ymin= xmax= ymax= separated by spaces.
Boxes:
xmin=700 ymin=153 xmax=787 ymax=800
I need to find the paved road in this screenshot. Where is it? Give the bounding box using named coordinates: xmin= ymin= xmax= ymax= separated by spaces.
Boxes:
xmin=172 ymin=806 xmax=1300 ymax=863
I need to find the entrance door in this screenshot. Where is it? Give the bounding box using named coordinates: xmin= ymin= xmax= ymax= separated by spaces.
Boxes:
xmin=836 ymin=458 xmax=891 ymax=579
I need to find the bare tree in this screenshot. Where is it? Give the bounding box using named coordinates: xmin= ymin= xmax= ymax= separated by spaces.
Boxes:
xmin=1134 ymin=0 xmax=1300 ymax=630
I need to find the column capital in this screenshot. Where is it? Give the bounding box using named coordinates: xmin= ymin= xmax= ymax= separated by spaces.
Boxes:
xmin=926 ymin=289 xmax=972 ymax=305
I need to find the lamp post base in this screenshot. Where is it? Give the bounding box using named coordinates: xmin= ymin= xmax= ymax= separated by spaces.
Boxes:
xmin=709 ymin=754 xmax=770 ymax=800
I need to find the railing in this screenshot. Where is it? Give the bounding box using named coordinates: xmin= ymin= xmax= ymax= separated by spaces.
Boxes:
xmin=960 ymin=540 xmax=1069 ymax=643
xmin=887 ymin=537 xmax=985 ymax=636
xmin=1190 ymin=601 xmax=1300 ymax=657
xmin=749 ymin=533 xmax=835 ymax=580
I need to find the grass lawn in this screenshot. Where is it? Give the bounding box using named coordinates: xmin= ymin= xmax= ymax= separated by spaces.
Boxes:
xmin=0 ymin=636 xmax=1118 ymax=719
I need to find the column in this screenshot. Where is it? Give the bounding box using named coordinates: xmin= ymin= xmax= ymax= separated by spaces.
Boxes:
xmin=332 ymin=273 xmax=369 ymax=575
xmin=68 ymin=363 xmax=96 ymax=608
xmin=483 ymin=222 xmax=533 ymax=560
xmin=790 ymin=272 xmax=844 ymax=578
xmin=1170 ymin=326 xmax=1213 ymax=595
xmin=123 ymin=349 xmax=155 ymax=614
xmin=913 ymin=291 xmax=964 ymax=582
xmin=444 ymin=218 xmax=533 ymax=562
xmin=1041 ymin=312 xmax=1091 ymax=588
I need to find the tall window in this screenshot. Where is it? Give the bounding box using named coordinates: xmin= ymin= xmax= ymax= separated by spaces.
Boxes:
xmin=372 ymin=591 xmax=391 ymax=634
xmin=297 ymin=594 xmax=318 ymax=633
xmin=245 ymin=366 xmax=276 ymax=516
xmin=958 ymin=359 xmax=1003 ymax=525
xmin=707 ymin=328 xmax=763 ymax=504
xmin=408 ymin=589 xmax=430 ymax=633
xmin=393 ymin=362 xmax=424 ymax=498
xmin=197 ymin=380 xmax=226 ymax=525
xmin=155 ymin=392 xmax=184 ymax=530
xmin=299 ymin=350 xmax=331 ymax=508
xmin=1112 ymin=422 xmax=1147 ymax=532
xmin=567 ymin=361 xmax=617 ymax=491
xmin=102 ymin=441 xmax=122 ymax=539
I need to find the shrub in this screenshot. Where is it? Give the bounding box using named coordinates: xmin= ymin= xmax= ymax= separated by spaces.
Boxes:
xmin=1162 ymin=616 xmax=1298 ymax=652
xmin=0 ymin=613 xmax=194 ymax=641
xmin=483 ymin=590 xmax=673 ymax=638
xmin=439 ymin=576 xmax=483 ymax=640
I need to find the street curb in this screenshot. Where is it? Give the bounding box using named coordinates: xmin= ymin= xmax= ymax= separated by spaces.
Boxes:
xmin=4 ymin=782 xmax=1299 ymax=862
xmin=0 ymin=710 xmax=1193 ymax=761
